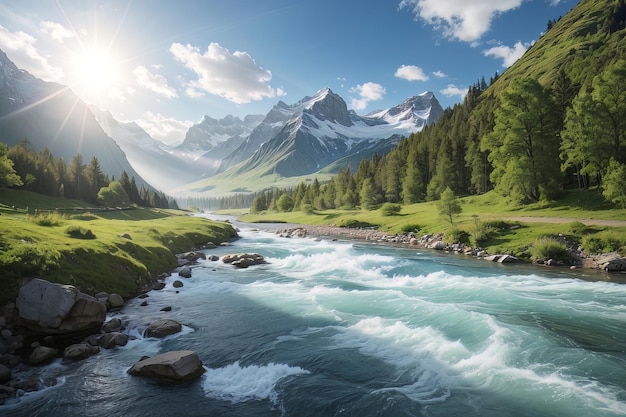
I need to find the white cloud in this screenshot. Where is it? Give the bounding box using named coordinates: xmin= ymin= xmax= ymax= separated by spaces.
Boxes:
xmin=0 ymin=24 xmax=64 ymax=81
xmin=483 ymin=41 xmax=528 ymax=67
xmin=40 ymin=21 xmax=73 ymax=43
xmin=433 ymin=70 xmax=447 ymax=78
xmin=395 ymin=64 xmax=429 ymax=81
xmin=399 ymin=0 xmax=523 ymax=42
xmin=349 ymin=82 xmax=386 ymax=111
xmin=134 ymin=111 xmax=193 ymax=146
xmin=132 ymin=65 xmax=178 ymax=98
xmin=440 ymin=84 xmax=468 ymax=99
xmin=169 ymin=42 xmax=285 ymax=104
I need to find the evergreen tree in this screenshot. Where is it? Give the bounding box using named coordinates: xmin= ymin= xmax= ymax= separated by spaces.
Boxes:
xmin=86 ymin=156 xmax=107 ymax=203
xmin=359 ymin=178 xmax=376 ymax=210
xmin=67 ymin=153 xmax=87 ymax=200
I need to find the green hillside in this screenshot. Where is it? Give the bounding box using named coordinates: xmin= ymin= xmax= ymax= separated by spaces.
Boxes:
xmin=0 ymin=188 xmax=237 ymax=305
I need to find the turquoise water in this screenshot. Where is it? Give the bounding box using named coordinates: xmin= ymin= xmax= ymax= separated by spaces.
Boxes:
xmin=4 ymin=224 xmax=626 ymax=417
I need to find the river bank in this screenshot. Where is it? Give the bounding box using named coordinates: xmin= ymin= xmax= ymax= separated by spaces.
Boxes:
xmin=269 ymin=224 xmax=626 ymax=277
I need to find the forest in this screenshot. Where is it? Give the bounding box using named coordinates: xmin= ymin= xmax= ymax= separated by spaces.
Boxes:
xmin=0 ymin=139 xmax=178 ymax=210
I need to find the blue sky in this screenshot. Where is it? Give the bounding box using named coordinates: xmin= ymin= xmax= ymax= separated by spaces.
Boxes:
xmin=0 ymin=0 xmax=575 ymax=145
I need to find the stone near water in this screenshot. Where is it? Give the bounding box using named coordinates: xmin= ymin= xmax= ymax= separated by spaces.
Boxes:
xmin=16 ymin=279 xmax=106 ymax=334
xmin=144 ymin=319 xmax=182 ymax=338
xmin=127 ymin=350 xmax=205 ymax=384
xmin=63 ymin=343 xmax=100 ymax=360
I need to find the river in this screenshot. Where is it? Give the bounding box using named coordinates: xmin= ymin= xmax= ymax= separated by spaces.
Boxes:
xmin=3 ymin=217 xmax=626 ymax=417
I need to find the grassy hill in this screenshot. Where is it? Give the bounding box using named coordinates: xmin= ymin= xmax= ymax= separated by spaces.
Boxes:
xmin=0 ymin=188 xmax=237 ymax=305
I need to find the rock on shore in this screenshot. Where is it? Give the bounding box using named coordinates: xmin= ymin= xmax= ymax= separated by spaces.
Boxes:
xmin=16 ymin=279 xmax=106 ymax=334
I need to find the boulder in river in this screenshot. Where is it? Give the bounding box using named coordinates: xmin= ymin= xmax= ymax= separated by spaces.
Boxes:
xmin=63 ymin=343 xmax=100 ymax=360
xmin=99 ymin=332 xmax=129 ymax=349
xmin=28 ymin=346 xmax=58 ymax=364
xmin=144 ymin=318 xmax=182 ymax=338
xmin=127 ymin=350 xmax=205 ymax=384
xmin=222 ymin=253 xmax=266 ymax=268
xmin=178 ymin=266 xmax=192 ymax=278
xmin=16 ymin=279 xmax=106 ymax=334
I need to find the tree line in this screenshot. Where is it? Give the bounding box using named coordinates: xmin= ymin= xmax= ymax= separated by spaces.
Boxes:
xmin=0 ymin=139 xmax=178 ymax=209
xmin=251 ymin=59 xmax=626 ymax=213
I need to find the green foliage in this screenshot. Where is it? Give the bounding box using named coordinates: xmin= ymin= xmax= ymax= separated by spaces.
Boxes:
xmin=469 ymin=219 xmax=523 ymax=248
xmin=337 ymin=219 xmax=376 ymax=229
xmin=29 ymin=211 xmax=66 ymax=226
xmin=602 ymin=158 xmax=626 ymax=208
xmin=0 ymin=142 xmax=23 ymax=187
xmin=483 ymin=78 xmax=562 ymax=203
xmin=437 ymin=187 xmax=462 ymax=224
xmin=381 ymin=202 xmax=401 ymax=216
xmin=581 ymin=231 xmax=626 ymax=255
xmin=445 ymin=228 xmax=471 ymax=245
xmin=531 ymin=237 xmax=571 ymax=262
xmin=400 ymin=224 xmax=421 ymax=234
xmin=65 ymin=225 xmax=96 ymax=239
xmin=0 ymin=242 xmax=61 ymax=281
xmin=276 ymin=193 xmax=295 ymax=212
xmin=97 ymin=181 xmax=131 ymax=207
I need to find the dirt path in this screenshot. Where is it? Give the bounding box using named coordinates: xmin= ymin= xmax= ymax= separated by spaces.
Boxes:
xmin=503 ymin=216 xmax=626 ymax=227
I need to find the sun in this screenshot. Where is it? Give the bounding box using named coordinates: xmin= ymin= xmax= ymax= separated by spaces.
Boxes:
xmin=73 ymin=48 xmax=119 ymax=92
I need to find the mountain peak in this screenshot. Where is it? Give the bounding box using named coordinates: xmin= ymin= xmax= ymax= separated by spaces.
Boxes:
xmin=303 ymin=87 xmax=352 ymax=127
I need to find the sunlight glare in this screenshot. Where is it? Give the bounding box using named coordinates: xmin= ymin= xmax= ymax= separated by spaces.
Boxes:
xmin=74 ymin=48 xmax=119 ymax=92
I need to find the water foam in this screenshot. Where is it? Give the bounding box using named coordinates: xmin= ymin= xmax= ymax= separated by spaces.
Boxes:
xmin=202 ymin=361 xmax=309 ymax=403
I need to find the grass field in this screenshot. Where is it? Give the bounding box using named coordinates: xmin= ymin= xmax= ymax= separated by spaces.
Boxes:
xmin=237 ymin=189 xmax=626 ymax=260
xmin=0 ymin=189 xmax=237 ymax=305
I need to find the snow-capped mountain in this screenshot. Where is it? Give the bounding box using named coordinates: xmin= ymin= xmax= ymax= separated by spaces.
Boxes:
xmin=176 ymin=114 xmax=264 ymax=178
xmin=177 ymin=114 xmax=264 ymax=153
xmin=89 ymin=106 xmax=198 ymax=191
xmin=215 ymin=87 xmax=444 ymax=178
xmin=0 ymin=49 xmax=147 ymax=185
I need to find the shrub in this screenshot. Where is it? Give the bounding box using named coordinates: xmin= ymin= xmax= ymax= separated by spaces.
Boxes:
xmin=531 ymin=237 xmax=571 ymax=262
xmin=65 ymin=225 xmax=97 ymax=239
xmin=381 ymin=203 xmax=402 ymax=216
xmin=581 ymin=232 xmax=626 ymax=255
xmin=400 ymin=224 xmax=421 ymax=234
xmin=445 ymin=228 xmax=471 ymax=245
xmin=338 ymin=219 xmax=376 ymax=229
xmin=29 ymin=212 xmax=66 ymax=226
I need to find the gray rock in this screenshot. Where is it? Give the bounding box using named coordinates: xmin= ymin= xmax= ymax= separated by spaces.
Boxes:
xmin=127 ymin=350 xmax=205 ymax=384
xmin=172 ymin=280 xmax=184 ymax=288
xmin=222 ymin=253 xmax=265 ymax=267
xmin=16 ymin=279 xmax=106 ymax=334
xmin=178 ymin=266 xmax=192 ymax=278
xmin=57 ymin=293 xmax=107 ymax=333
xmin=17 ymin=279 xmax=78 ymax=329
xmin=107 ymin=294 xmax=125 ymax=309
xmin=208 ymin=255 xmax=219 ymax=261
xmin=63 ymin=343 xmax=100 ymax=360
xmin=102 ymin=318 xmax=123 ymax=333
xmin=144 ymin=319 xmax=182 ymax=338
xmin=29 ymin=346 xmax=58 ymax=364
xmin=99 ymin=332 xmax=129 ymax=349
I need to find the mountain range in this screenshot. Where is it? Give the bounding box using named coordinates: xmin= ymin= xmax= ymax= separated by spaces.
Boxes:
xmin=0 ymin=48 xmax=443 ymax=195
xmin=0 ymin=50 xmax=147 ymax=188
